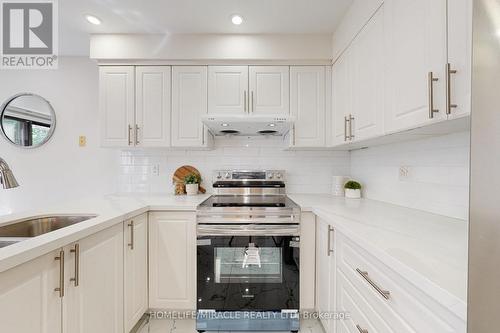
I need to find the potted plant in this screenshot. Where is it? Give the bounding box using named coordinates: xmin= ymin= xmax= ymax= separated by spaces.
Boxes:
xmin=184 ymin=173 xmax=201 ymax=196
xmin=344 ymin=180 xmax=362 ymax=199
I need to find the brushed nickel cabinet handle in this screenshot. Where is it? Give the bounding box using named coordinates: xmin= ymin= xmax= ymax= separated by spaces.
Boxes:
xmin=54 ymin=250 xmax=65 ymax=298
xmin=428 ymin=72 xmax=439 ymax=118
xmin=292 ymin=124 xmax=296 ymax=146
xmin=349 ymin=114 xmax=355 ymax=140
xmin=356 ymin=268 xmax=390 ymax=300
xmin=135 ymin=125 xmax=140 ymax=145
xmin=128 ymin=221 xmax=134 ymax=250
xmin=251 ymin=91 xmax=254 ymax=113
xmin=356 ymin=324 xmax=368 ymax=333
xmin=128 ymin=125 xmax=133 ymax=146
xmin=70 ymin=244 xmax=80 ymax=287
xmin=344 ymin=116 xmax=348 ymax=141
xmin=244 ymin=90 xmax=247 ymax=113
xmin=327 ymin=226 xmax=334 ymax=256
xmin=202 ymin=126 xmax=205 ymax=145
xmin=445 ymin=63 xmax=458 ymax=115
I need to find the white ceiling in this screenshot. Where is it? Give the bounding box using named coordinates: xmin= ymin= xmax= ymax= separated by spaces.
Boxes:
xmin=59 ymin=0 xmax=353 ymax=55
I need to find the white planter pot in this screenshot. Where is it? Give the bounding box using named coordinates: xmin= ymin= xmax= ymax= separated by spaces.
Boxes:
xmin=185 ymin=184 xmax=199 ymax=196
xmin=345 ymin=188 xmax=361 ymax=199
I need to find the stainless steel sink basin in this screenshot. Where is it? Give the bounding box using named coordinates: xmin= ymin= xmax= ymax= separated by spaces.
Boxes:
xmin=0 ymin=215 xmax=98 ymax=241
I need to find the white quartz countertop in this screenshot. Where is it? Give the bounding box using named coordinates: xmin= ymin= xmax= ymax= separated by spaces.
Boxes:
xmin=0 ymin=193 xmax=468 ymax=318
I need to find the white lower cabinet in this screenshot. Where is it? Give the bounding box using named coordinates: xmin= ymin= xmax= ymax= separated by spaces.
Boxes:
xmin=0 ymin=250 xmax=62 ymax=333
xmin=300 ymin=212 xmax=317 ymax=310
xmin=315 ymin=217 xmax=335 ymax=333
xmin=63 ymin=222 xmax=125 ymax=333
xmin=124 ymin=214 xmax=149 ymax=332
xmin=149 ymin=211 xmax=197 ymax=310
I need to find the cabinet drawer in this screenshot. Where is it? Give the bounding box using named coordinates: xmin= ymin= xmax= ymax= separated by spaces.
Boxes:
xmin=336 ymin=234 xmax=465 ymax=333
xmin=336 ymin=268 xmax=403 ymax=333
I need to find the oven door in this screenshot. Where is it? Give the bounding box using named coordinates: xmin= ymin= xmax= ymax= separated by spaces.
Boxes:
xmin=197 ymin=225 xmax=300 ymax=312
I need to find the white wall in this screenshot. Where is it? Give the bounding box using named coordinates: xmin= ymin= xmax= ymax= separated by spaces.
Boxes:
xmin=118 ymin=137 xmax=350 ymax=195
xmin=0 ymin=57 xmax=119 ymax=216
xmin=350 ymin=132 xmax=470 ymax=220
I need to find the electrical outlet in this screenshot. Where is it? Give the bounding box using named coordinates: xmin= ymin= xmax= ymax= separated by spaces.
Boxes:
xmin=79 ymin=136 xmax=86 ymax=147
xmin=152 ymin=164 xmax=160 ymax=176
xmin=399 ymin=166 xmax=411 ymax=181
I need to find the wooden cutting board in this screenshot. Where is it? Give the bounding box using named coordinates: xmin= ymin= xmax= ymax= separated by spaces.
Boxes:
xmin=172 ymin=165 xmax=206 ymax=194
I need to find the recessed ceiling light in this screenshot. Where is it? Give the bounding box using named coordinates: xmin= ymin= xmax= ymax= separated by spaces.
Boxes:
xmin=268 ymin=123 xmax=276 ymax=127
xmin=231 ymin=14 xmax=243 ymax=25
xmin=221 ymin=123 xmax=229 ymax=127
xmin=85 ymin=15 xmax=102 ymax=25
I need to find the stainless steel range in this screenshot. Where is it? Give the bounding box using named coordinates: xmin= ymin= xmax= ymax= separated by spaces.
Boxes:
xmin=196 ymin=170 xmax=301 ymax=333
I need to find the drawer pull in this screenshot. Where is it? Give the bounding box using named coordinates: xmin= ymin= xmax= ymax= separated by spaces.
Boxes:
xmin=356 ymin=268 xmax=390 ymax=300
xmin=356 ymin=324 xmax=368 ymax=333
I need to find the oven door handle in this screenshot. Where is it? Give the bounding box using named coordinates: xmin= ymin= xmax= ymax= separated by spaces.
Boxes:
xmin=197 ymin=224 xmax=300 ymax=236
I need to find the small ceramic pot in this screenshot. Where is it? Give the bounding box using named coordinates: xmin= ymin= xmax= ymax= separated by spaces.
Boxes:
xmin=345 ymin=188 xmax=361 ymax=199
xmin=185 ymin=183 xmax=199 ymax=196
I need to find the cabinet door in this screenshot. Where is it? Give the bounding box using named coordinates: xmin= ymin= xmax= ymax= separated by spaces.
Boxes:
xmin=171 ymin=66 xmax=209 ymax=147
xmin=331 ymin=52 xmax=352 ymax=146
xmin=135 ymin=66 xmax=172 ymax=147
xmin=249 ymin=66 xmax=290 ymax=114
xmin=124 ymin=214 xmax=148 ymax=332
xmin=0 ymin=251 xmax=62 ymax=333
xmin=99 ymin=66 xmax=135 ymax=147
xmin=208 ymin=66 xmax=249 ymax=114
xmin=64 ymin=223 xmax=124 ymax=333
xmin=351 ymin=6 xmax=385 ymax=141
xmin=447 ymin=0 xmax=472 ymax=119
xmin=149 ymin=212 xmax=196 ymax=310
xmin=384 ymin=0 xmax=447 ymax=132
xmin=316 ymin=218 xmax=334 ymax=333
xmin=290 ymin=66 xmax=326 ymax=147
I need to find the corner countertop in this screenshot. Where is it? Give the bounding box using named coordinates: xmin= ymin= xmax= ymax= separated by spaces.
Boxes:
xmin=0 ymin=193 xmax=468 ymax=319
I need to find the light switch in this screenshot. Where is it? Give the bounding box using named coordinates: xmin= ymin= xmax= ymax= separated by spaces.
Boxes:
xmin=79 ymin=136 xmax=87 ymax=147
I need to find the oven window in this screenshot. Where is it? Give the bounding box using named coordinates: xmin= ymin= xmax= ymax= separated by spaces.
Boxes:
xmin=214 ymin=245 xmax=282 ymax=284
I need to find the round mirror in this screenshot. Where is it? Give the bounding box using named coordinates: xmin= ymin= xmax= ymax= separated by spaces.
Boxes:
xmin=0 ymin=93 xmax=56 ymax=148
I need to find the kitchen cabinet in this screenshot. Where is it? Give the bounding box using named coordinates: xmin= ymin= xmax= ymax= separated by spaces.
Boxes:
xmin=135 ymin=66 xmax=172 ymax=147
xmin=384 ymin=0 xmax=448 ymax=132
xmin=99 ymin=66 xmax=135 ymax=147
xmin=300 ymin=212 xmax=317 ymax=310
xmin=63 ymin=223 xmax=124 ymax=333
xmin=289 ymin=66 xmax=326 ymax=148
xmin=149 ymin=212 xmax=197 ymax=309
xmin=208 ymin=66 xmax=249 ymax=114
xmin=124 ymin=214 xmax=148 ymax=332
xmin=350 ymin=6 xmax=385 ymax=141
xmin=331 ymin=49 xmax=352 ymax=146
xmin=249 ymin=66 xmax=290 ymax=115
xmin=0 ymin=250 xmax=62 ymax=333
xmin=172 ymin=66 xmax=211 ymax=148
xmin=447 ymin=0 xmax=472 ymax=120
xmin=315 ymin=217 xmax=335 ymax=333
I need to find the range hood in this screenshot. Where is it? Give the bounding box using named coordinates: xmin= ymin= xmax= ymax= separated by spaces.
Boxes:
xmin=202 ymin=115 xmax=295 ymax=137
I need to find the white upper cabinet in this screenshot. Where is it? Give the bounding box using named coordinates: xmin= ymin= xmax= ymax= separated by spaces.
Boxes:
xmin=332 ymin=50 xmax=352 ymax=146
xmin=99 ymin=66 xmax=135 ymax=147
xmin=249 ymin=66 xmax=290 ymax=115
xmin=208 ymin=66 xmax=249 ymax=114
xmin=384 ymin=0 xmax=448 ymax=132
xmin=172 ymin=66 xmax=210 ymax=148
xmin=135 ymin=66 xmax=171 ymax=147
xmin=447 ymin=0 xmax=472 ymax=119
xmin=350 ymin=6 xmax=385 ymax=141
xmin=290 ymin=66 xmax=326 ymax=147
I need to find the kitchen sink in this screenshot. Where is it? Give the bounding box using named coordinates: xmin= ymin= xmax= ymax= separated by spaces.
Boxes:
xmin=0 ymin=215 xmax=98 ymax=242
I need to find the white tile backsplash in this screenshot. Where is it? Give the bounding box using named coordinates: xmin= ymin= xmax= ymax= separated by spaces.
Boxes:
xmin=350 ymin=131 xmax=470 ymax=220
xmin=118 ymin=137 xmax=351 ymax=195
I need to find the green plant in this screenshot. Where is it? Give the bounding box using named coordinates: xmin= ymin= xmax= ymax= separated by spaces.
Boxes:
xmin=344 ymin=180 xmax=362 ymax=190
xmin=184 ymin=173 xmax=201 ymax=185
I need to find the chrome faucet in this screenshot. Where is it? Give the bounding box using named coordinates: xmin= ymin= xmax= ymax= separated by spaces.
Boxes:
xmin=0 ymin=158 xmax=19 ymax=189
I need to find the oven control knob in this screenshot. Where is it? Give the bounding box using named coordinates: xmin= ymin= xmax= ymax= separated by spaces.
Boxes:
xmin=216 ymin=173 xmax=222 ymax=180
xmin=268 ymin=173 xmax=274 ymax=179
xmin=275 ymin=173 xmax=282 ymax=180
xmin=224 ymin=172 xmax=231 ymax=179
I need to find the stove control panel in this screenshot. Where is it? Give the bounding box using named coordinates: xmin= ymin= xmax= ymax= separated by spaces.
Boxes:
xmin=213 ymin=170 xmax=286 ymax=183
